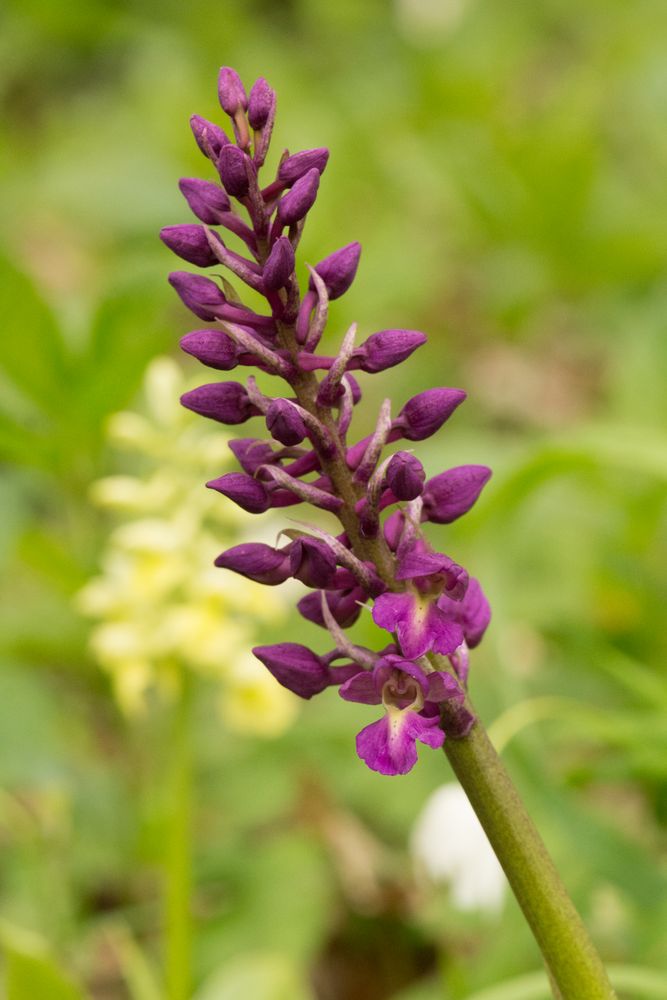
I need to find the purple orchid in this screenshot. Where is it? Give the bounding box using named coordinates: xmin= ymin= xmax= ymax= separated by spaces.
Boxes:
xmin=340 ymin=655 xmax=473 ymax=775
xmin=163 ymin=66 xmax=493 ymax=775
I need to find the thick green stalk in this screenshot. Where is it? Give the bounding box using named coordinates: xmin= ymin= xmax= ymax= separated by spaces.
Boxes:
xmin=441 ymin=712 xmax=616 ymax=1000
xmin=164 ymin=670 xmax=193 ymax=1000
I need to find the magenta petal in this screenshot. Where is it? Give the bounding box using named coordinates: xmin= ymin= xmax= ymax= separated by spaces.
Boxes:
xmin=436 ymin=577 xmax=491 ymax=648
xmin=428 ymin=607 xmax=464 ymax=656
xmin=356 ymin=710 xmax=444 ymax=776
xmin=426 ymin=671 xmax=463 ymax=703
xmin=410 ymin=712 xmax=447 ymax=750
xmin=339 ymin=671 xmax=380 ymax=705
xmin=374 ymin=655 xmax=429 ymax=698
xmin=373 ymin=592 xmax=462 ymax=659
xmin=371 ymin=590 xmax=409 ymax=632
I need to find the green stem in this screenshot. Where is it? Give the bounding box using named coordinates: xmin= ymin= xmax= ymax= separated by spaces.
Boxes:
xmin=164 ymin=669 xmax=193 ymax=1000
xmin=442 ymin=713 xmax=616 ymax=1000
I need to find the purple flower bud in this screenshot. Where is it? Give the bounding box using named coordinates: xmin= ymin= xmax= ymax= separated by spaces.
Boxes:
xmin=394 ymin=388 xmax=467 ymax=442
xmin=253 ymin=643 xmax=330 ymax=698
xmin=160 ymin=225 xmax=219 ymax=267
xmin=422 ymin=465 xmax=492 ymax=524
xmin=310 ymin=242 xmax=361 ymax=300
xmin=206 ymin=472 xmax=270 ymax=514
xmin=215 ymin=542 xmax=291 ymax=585
xmin=277 ymin=168 xmax=320 ymax=226
xmin=437 ymin=577 xmax=491 ymax=649
xmin=345 ymin=373 xmax=362 ymax=404
xmin=247 ymin=77 xmax=276 ymax=130
xmin=297 ymin=587 xmax=364 ymax=629
xmin=382 ymin=510 xmax=405 ymax=551
xmin=168 ymin=272 xmax=226 ymax=321
xmin=180 ymin=329 xmax=239 ymax=370
xmin=180 ymin=382 xmax=260 ymax=424
xmin=278 ymin=148 xmax=330 ymax=185
xmin=351 ymin=329 xmax=427 ymax=374
xmin=228 ymin=438 xmax=277 ymax=475
xmin=266 ymin=399 xmax=307 ymax=446
xmin=385 ymin=452 xmax=426 ymax=501
xmin=218 ymin=66 xmax=248 ymax=116
xmin=289 ymin=537 xmax=338 ymax=589
xmin=189 ymin=115 xmax=231 ymax=160
xmin=263 ymin=236 xmax=295 ymax=291
xmin=218 ymin=145 xmax=252 ymax=198
xmin=179 ymin=178 xmax=230 ymax=224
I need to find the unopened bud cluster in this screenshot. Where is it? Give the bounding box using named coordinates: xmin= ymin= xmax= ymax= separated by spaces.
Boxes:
xmin=162 ymin=67 xmax=492 ymax=775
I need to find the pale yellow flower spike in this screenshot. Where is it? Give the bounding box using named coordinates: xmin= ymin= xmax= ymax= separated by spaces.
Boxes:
xmin=76 ymin=357 xmax=298 ymax=734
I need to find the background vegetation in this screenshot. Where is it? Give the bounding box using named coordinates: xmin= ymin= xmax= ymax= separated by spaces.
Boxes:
xmin=0 ymin=0 xmax=666 ymax=997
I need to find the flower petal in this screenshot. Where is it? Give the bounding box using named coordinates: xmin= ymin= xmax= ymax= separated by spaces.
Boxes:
xmin=356 ymin=709 xmax=444 ymax=775
xmin=339 ymin=670 xmax=381 ymax=705
xmin=426 ymin=671 xmax=463 ymax=703
xmin=373 ymin=592 xmax=463 ymax=659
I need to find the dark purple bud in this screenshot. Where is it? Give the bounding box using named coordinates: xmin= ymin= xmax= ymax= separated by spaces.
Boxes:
xmin=277 ymin=168 xmax=320 ymax=226
xmin=206 ymin=472 xmax=270 ymax=514
xmin=218 ymin=66 xmax=248 ymax=115
xmin=394 ymin=388 xmax=467 ymax=442
xmin=383 ymin=510 xmax=405 ymax=551
xmin=218 ymin=145 xmax=252 ymax=198
xmin=422 ymin=465 xmax=492 ymax=524
xmin=289 ymin=537 xmax=338 ymax=589
xmin=278 ymin=148 xmax=330 ymax=185
xmin=215 ymin=542 xmax=291 ymax=585
xmin=168 ymin=272 xmax=226 ymax=321
xmin=385 ymin=452 xmax=426 ymax=501
xmin=297 ymin=587 xmax=364 ymax=629
xmin=228 ymin=438 xmax=277 ymax=475
xmin=253 ymin=643 xmax=330 ymax=699
xmin=179 ymin=178 xmax=230 ymax=224
xmin=351 ymin=329 xmax=427 ymax=374
xmin=345 ymin=373 xmax=362 ymax=404
xmin=160 ymin=225 xmax=219 ymax=268
xmin=266 ymin=399 xmax=307 ymax=446
xmin=180 ymin=382 xmax=260 ymax=424
xmin=189 ymin=115 xmax=231 ymax=160
xmin=310 ymin=242 xmax=361 ymax=300
xmin=247 ymin=77 xmax=275 ymax=129
xmin=180 ymin=329 xmax=239 ymax=371
xmin=263 ymin=236 xmax=295 ymax=291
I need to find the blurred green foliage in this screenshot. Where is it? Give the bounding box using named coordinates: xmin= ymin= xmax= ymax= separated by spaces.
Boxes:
xmin=1 ymin=0 xmax=666 ymax=997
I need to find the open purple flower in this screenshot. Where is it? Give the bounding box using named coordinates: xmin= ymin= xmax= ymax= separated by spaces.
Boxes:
xmin=340 ymin=656 xmax=466 ymax=775
xmin=372 ymin=539 xmax=469 ymax=658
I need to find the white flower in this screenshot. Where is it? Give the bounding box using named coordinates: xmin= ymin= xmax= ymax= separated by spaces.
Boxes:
xmin=410 ymin=783 xmax=506 ymax=914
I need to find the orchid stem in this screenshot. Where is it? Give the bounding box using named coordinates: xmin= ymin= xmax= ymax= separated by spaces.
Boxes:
xmin=442 ymin=713 xmax=616 ymax=1000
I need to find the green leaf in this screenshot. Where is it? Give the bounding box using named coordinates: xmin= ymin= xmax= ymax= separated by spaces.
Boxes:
xmin=194 ymin=952 xmax=310 ymax=1000
xmin=0 ymin=255 xmax=67 ymax=407
xmin=1 ymin=923 xmax=88 ymax=1000
xmin=465 ymin=966 xmax=667 ymax=1000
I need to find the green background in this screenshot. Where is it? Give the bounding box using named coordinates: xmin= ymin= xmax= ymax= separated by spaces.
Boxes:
xmin=0 ymin=1 xmax=666 ymax=997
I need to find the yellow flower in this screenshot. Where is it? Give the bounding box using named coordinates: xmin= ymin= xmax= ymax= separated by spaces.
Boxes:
xmin=77 ymin=357 xmax=298 ymax=735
